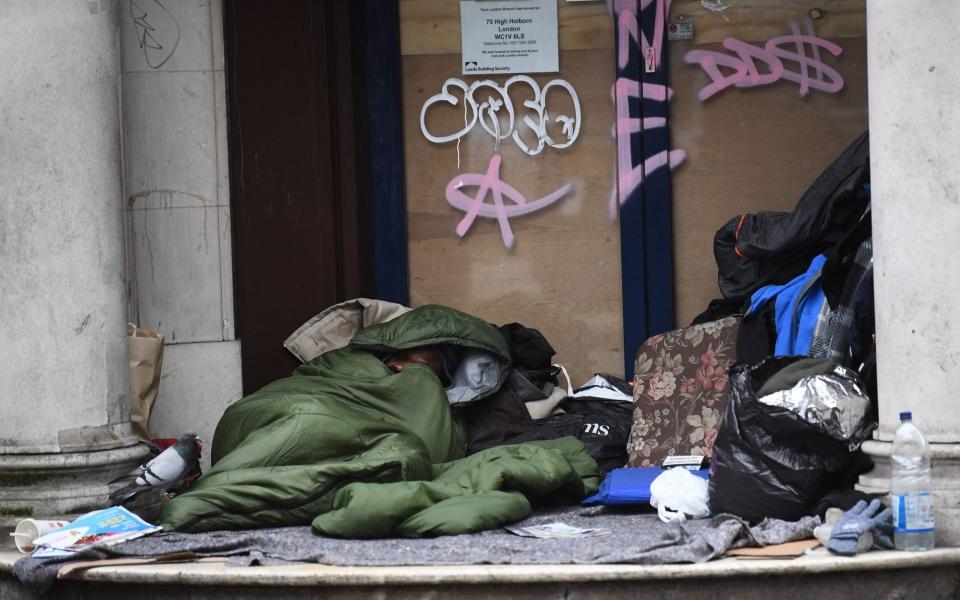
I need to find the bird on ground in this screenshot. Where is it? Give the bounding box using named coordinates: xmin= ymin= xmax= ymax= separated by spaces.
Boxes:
xmin=108 ymin=432 xmax=201 ymax=506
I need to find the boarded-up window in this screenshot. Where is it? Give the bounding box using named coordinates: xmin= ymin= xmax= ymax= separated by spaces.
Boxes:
xmin=398 ymin=0 xmax=868 ymax=381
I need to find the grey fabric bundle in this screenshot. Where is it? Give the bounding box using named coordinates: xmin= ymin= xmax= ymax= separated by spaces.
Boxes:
xmin=15 ymin=506 xmax=819 ymax=594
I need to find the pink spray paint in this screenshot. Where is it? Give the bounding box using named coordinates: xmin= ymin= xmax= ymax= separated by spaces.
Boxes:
xmin=446 ymin=154 xmax=572 ymax=249
xmin=683 ymin=18 xmax=844 ymax=101
xmin=610 ymin=0 xmax=686 ymax=219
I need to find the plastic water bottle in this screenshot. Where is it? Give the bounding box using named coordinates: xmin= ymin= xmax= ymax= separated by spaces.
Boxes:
xmin=890 ymin=411 xmax=935 ymax=551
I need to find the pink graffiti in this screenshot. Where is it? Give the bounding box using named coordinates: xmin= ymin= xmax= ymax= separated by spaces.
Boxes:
xmin=609 ymin=0 xmax=685 ymax=219
xmin=608 ymin=0 xmax=671 ymax=70
xmin=445 ymin=154 xmax=572 ymax=249
xmin=611 ymin=79 xmax=686 ymax=218
xmin=684 ymin=19 xmax=844 ymax=101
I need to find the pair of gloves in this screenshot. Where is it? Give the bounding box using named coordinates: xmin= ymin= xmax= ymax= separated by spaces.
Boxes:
xmin=820 ymin=499 xmax=894 ymax=556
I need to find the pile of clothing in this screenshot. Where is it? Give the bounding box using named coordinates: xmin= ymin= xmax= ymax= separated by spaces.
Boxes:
xmin=702 ymin=131 xmax=878 ymax=524
xmin=611 ymin=131 xmax=879 ymax=532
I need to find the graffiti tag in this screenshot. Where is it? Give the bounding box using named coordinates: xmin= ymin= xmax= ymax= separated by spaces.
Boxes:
xmin=683 ymin=18 xmax=844 ymax=101
xmin=609 ymin=0 xmax=686 ymax=219
xmin=421 ymin=76 xmax=581 ymax=156
xmin=129 ymin=0 xmax=181 ymax=69
xmin=445 ymin=154 xmax=572 ymax=249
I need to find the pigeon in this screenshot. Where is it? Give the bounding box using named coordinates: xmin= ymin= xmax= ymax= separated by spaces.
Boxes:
xmin=108 ymin=433 xmax=201 ymax=506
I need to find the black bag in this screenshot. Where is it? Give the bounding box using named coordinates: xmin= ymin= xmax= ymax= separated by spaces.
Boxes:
xmin=465 ymin=370 xmax=632 ymax=473
xmin=714 ymin=131 xmax=870 ymax=299
xmin=709 ymin=358 xmax=875 ymax=523
xmin=560 ymin=395 xmax=633 ymax=474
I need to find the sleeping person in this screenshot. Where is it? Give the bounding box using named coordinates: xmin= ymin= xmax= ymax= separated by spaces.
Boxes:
xmin=157 ymin=304 xmax=597 ymax=537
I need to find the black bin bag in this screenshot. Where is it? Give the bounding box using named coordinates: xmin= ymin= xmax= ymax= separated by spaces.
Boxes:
xmin=709 ymin=357 xmax=875 ymax=523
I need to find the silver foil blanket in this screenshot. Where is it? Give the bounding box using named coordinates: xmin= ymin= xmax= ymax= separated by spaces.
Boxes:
xmin=758 ymin=365 xmax=869 ymax=444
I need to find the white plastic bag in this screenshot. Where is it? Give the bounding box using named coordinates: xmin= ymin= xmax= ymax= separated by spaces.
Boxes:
xmin=649 ymin=468 xmax=710 ymax=523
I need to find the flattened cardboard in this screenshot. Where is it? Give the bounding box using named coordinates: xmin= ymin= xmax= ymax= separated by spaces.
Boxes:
xmin=727 ymin=539 xmax=821 ymax=559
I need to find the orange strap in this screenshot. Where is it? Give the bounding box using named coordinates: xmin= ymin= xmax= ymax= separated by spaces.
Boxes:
xmin=733 ymin=213 xmax=747 ymax=259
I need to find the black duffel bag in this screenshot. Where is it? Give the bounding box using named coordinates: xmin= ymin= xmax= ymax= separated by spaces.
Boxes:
xmin=709 ymin=357 xmax=875 ymax=523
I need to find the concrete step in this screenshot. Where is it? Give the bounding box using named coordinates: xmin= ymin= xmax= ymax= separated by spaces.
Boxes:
xmin=3 ymin=548 xmax=960 ymax=599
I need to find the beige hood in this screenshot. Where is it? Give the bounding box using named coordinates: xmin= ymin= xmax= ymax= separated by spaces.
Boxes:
xmin=284 ymin=298 xmax=411 ymax=363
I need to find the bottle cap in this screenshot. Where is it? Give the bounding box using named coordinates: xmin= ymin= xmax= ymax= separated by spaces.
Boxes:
xmin=900 ymin=411 xmax=912 ymax=421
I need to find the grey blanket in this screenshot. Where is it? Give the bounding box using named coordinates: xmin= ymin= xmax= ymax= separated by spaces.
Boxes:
xmin=14 ymin=506 xmax=819 ymax=593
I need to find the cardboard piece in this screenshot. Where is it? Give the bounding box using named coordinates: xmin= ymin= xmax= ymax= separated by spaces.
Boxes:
xmin=727 ymin=539 xmax=821 ymax=559
xmin=57 ymin=553 xmax=227 ymax=579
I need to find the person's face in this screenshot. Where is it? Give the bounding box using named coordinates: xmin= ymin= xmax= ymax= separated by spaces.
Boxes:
xmin=385 ymin=347 xmax=443 ymax=378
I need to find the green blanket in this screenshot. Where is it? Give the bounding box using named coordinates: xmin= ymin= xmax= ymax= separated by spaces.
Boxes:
xmin=159 ymin=305 xmax=598 ymax=535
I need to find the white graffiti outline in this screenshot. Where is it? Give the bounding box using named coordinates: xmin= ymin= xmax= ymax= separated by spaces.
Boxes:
xmin=420 ymin=76 xmax=582 ymax=156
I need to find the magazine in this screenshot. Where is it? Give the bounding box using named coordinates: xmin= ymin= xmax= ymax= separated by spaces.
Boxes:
xmin=31 ymin=506 xmax=161 ymax=558
xmin=505 ymin=522 xmax=610 ymax=538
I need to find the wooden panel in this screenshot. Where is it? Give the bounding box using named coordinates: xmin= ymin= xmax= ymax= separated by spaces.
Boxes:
xmin=403 ymin=47 xmax=621 ymax=385
xmin=670 ymin=0 xmax=866 ymax=43
xmin=400 ymin=0 xmax=613 ymax=55
xmin=399 ymin=0 xmax=865 ymax=56
xmin=670 ymin=22 xmax=869 ymax=325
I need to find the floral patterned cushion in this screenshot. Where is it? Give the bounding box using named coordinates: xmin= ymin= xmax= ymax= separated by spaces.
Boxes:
xmin=626 ymin=316 xmax=741 ymax=467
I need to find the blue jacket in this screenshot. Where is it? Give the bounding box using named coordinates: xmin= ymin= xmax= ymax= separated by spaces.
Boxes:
xmin=747 ymin=255 xmax=827 ymax=356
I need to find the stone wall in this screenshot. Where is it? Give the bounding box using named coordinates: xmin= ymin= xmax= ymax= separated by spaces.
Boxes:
xmin=118 ymin=0 xmax=241 ymax=469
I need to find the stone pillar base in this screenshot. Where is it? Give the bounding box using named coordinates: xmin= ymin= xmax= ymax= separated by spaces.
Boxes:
xmin=0 ymin=443 xmax=149 ymax=526
xmin=857 ymin=439 xmax=960 ymax=546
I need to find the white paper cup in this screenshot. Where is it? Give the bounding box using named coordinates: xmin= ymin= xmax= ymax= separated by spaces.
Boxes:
xmin=10 ymin=519 xmax=70 ymax=553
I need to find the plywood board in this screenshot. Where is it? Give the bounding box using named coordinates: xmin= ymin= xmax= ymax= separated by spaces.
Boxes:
xmin=401 ymin=0 xmax=613 ymax=55
xmin=397 ymin=0 xmax=866 ymax=54
xmin=669 ymin=0 xmax=866 ymax=43
xmin=403 ymin=46 xmax=622 ymax=385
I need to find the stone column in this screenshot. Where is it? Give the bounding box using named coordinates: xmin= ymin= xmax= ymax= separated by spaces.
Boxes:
xmin=0 ymin=0 xmax=147 ymax=520
xmin=857 ymin=1 xmax=960 ymax=545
